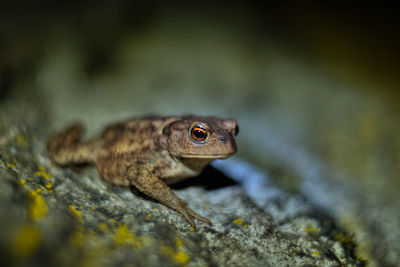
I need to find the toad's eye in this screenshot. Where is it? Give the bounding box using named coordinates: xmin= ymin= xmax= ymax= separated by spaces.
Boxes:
xmin=190 ymin=126 xmax=208 ymax=142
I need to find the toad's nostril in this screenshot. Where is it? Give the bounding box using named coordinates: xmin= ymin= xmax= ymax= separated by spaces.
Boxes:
xmin=219 ymin=136 xmax=226 ymax=143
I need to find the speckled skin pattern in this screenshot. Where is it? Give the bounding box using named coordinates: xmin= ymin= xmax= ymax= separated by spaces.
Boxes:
xmin=46 ymin=116 xmax=238 ymax=228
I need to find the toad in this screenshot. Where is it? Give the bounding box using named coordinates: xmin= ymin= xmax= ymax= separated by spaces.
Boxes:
xmin=46 ymin=115 xmax=238 ymax=228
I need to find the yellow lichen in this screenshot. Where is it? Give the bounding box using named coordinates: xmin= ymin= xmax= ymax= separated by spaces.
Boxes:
xmin=113 ymin=225 xmax=141 ymax=249
xmin=16 ymin=134 xmax=28 ymax=148
xmin=28 ymin=191 xmax=48 ymax=220
xmin=173 ymin=251 xmax=190 ymax=265
xmin=69 ymin=205 xmax=84 ymax=223
xmin=221 ymin=235 xmax=225 ymax=240
xmin=175 ymin=238 xmax=183 ymax=247
xmin=108 ymin=218 xmax=119 ymax=225
xmin=312 ymin=250 xmax=320 ymax=256
xmin=338 ymin=215 xmax=369 ymax=264
xmin=45 ymin=181 xmax=54 ymax=189
xmin=19 ymin=179 xmax=26 ymax=186
xmin=7 ymin=163 xmax=16 ymax=169
xmin=34 ymin=165 xmax=52 ymax=180
xmin=10 ymin=224 xmax=42 ymax=258
xmin=161 ymin=246 xmax=190 ymax=265
xmin=333 ymin=231 xmax=346 ymax=242
xmin=69 ymin=228 xmax=85 ymax=247
xmin=2 ymin=152 xmax=17 ymax=169
xmin=355 ymin=243 xmax=369 ymax=263
xmin=35 ymin=188 xmax=44 ymax=194
xmin=43 ymin=172 xmax=51 ymax=179
xmin=304 ymin=226 xmax=319 ymax=234
xmin=98 ymin=223 xmax=107 ymax=232
xmin=233 ymin=218 xmax=248 ymax=229
xmin=161 ymin=246 xmax=175 ymax=257
xmin=233 ymin=218 xmax=243 ymax=225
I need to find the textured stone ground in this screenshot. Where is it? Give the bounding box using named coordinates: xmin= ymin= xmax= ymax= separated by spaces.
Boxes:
xmin=1 ymin=4 xmax=400 ymax=266
xmin=0 ymin=92 xmax=363 ymax=267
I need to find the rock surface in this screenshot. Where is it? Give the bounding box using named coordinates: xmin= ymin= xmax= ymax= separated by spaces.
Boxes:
xmin=0 ymin=94 xmax=362 ymax=267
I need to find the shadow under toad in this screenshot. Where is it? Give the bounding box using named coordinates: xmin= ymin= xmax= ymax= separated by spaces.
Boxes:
xmin=130 ymin=165 xmax=238 ymax=199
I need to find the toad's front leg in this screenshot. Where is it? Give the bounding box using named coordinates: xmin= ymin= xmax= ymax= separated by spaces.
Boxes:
xmin=126 ymin=164 xmax=212 ymax=229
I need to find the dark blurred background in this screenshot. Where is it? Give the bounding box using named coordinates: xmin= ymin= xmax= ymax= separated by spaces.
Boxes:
xmin=1 ymin=1 xmax=400 ymax=266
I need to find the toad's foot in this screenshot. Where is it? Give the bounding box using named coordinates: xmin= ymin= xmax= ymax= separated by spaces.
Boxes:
xmin=175 ymin=201 xmax=212 ymax=228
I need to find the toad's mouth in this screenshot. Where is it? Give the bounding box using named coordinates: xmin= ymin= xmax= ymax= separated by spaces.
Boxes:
xmin=171 ymin=153 xmax=233 ymax=159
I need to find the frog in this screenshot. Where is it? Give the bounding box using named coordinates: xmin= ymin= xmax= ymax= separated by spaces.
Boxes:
xmin=46 ymin=115 xmax=238 ymax=228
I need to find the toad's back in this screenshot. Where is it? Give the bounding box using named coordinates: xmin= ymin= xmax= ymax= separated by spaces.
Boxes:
xmin=100 ymin=119 xmax=157 ymax=153
xmin=95 ymin=117 xmax=178 ymax=185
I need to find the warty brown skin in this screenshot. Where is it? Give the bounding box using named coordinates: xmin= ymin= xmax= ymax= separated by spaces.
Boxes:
xmin=46 ymin=115 xmax=238 ymax=228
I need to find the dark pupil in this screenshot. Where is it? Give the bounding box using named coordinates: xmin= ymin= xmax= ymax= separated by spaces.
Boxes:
xmin=193 ymin=129 xmax=205 ymax=139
